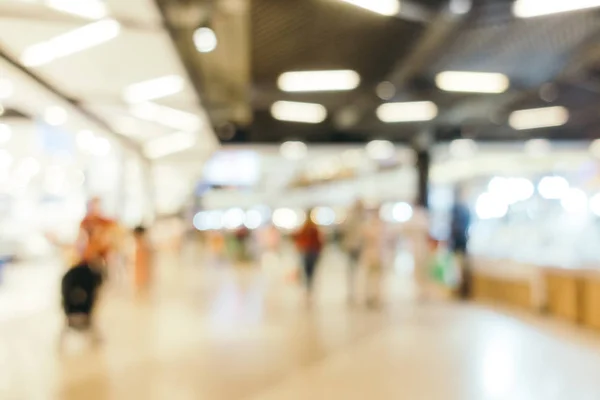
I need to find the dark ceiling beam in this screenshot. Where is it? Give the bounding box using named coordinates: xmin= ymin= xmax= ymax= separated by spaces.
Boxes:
xmin=0 ymin=46 xmax=145 ymax=157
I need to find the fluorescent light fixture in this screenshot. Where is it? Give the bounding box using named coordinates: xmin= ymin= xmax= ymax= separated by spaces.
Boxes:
xmin=130 ymin=102 xmax=202 ymax=131
xmin=509 ymin=106 xmax=569 ymax=130
xmin=340 ymin=0 xmax=400 ymax=16
xmin=44 ymin=106 xmax=67 ymax=126
xmin=144 ymin=131 xmax=196 ymax=159
xmin=22 ymin=19 xmax=120 ymax=67
xmin=123 ymin=75 xmax=184 ymax=103
xmin=280 ymin=141 xmax=308 ymax=160
xmin=271 ymin=101 xmax=327 ymax=124
xmin=376 ymin=101 xmax=438 ymax=123
xmin=513 ymin=0 xmax=600 ymax=18
xmin=435 ymin=71 xmax=509 ymax=93
xmin=0 ymin=79 xmax=14 ymax=100
xmin=366 ymin=140 xmax=395 ymax=160
xmin=277 ymin=70 xmax=360 ymax=92
xmin=194 ymin=27 xmax=218 ymax=53
xmin=47 ymin=0 xmax=108 ymax=19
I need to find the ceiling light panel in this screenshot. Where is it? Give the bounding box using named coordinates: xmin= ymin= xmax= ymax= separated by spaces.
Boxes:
xmin=340 ymin=0 xmax=400 ymax=16
xmin=513 ymin=0 xmax=600 ymax=18
xmin=123 ymin=75 xmax=185 ymax=104
xmin=376 ymin=101 xmax=438 ymax=123
xmin=435 ymin=71 xmax=509 ymax=93
xmin=130 ymin=102 xmax=202 ymax=132
xmin=21 ymin=19 xmax=121 ymax=67
xmin=277 ymin=70 xmax=360 ymax=92
xmin=271 ymin=101 xmax=327 ymax=124
xmin=509 ymin=106 xmax=569 ymax=130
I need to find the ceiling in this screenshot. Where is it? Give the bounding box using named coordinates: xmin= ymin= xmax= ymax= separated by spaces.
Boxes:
xmin=3 ymin=0 xmax=600 ymax=157
xmin=0 ymin=0 xmax=218 ymax=162
xmin=156 ymin=0 xmax=600 ymax=144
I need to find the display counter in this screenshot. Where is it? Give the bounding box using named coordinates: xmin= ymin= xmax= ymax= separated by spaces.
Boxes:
xmin=471 ymin=258 xmax=600 ymax=332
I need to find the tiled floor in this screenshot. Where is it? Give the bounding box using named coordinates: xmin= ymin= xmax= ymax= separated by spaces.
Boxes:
xmin=2 ymin=249 xmax=600 ymax=399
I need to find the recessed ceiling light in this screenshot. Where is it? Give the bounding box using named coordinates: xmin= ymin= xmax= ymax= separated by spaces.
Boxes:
xmin=271 ymin=101 xmax=327 ymax=124
xmin=509 ymin=106 xmax=569 ymax=130
xmin=277 ymin=70 xmax=360 ymax=92
xmin=123 ymin=75 xmax=185 ymax=104
xmin=193 ymin=27 xmax=218 ymax=53
xmin=22 ymin=19 xmax=120 ymax=67
xmin=435 ymin=71 xmax=509 ymax=93
xmin=340 ymin=0 xmax=400 ymax=16
xmin=376 ymin=101 xmax=438 ymax=123
xmin=513 ymin=0 xmax=600 ymax=18
xmin=376 ymin=81 xmax=396 ymax=100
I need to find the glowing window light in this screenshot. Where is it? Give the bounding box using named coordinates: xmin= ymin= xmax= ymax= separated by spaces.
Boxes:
xmin=244 ymin=209 xmax=263 ymax=229
xmin=524 ymin=138 xmax=551 ymax=157
xmin=22 ymin=19 xmax=121 ymax=67
xmin=589 ymin=193 xmax=600 ymax=217
xmin=435 ymin=71 xmax=509 ymax=93
xmin=488 ymin=177 xmax=534 ymax=205
xmin=277 ymin=70 xmax=360 ymax=92
xmin=475 ymin=193 xmax=508 ymax=220
xmin=392 ymin=202 xmax=413 ymax=222
xmin=513 ymin=0 xmax=600 ymax=18
xmin=93 ymin=137 xmax=111 ymax=157
xmin=193 ymin=27 xmax=217 ymax=53
xmin=123 ymin=75 xmax=184 ymax=104
xmin=538 ymin=176 xmax=569 ymax=200
xmin=376 ymin=101 xmax=438 ymax=123
xmin=222 ymin=208 xmax=245 ymax=230
xmin=366 ymin=140 xmax=395 ymax=160
xmin=561 ymin=188 xmax=588 ymax=214
xmin=280 ymin=141 xmax=308 ymax=160
xmin=310 ymin=207 xmax=336 ymax=226
xmin=273 ymin=208 xmax=304 ymax=230
xmin=77 ymin=129 xmax=96 ymax=151
xmin=340 ymin=0 xmax=400 ymax=16
xmin=449 ymin=138 xmax=477 ymax=159
xmin=271 ymin=101 xmax=327 ymax=124
xmin=509 ymin=106 xmax=569 ymax=130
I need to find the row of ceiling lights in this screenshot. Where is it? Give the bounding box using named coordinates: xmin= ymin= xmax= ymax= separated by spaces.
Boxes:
xmin=342 ymin=0 xmax=600 ymax=18
xmin=270 ymin=69 xmax=569 ymax=130
xmin=269 ymin=0 xmax=600 ymax=126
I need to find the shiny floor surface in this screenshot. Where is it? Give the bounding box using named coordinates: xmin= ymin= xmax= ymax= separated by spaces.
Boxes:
xmin=2 ymin=250 xmax=600 ymax=399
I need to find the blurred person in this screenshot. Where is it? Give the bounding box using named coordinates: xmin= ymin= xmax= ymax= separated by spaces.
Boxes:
xmin=341 ymin=200 xmax=365 ymax=302
xmin=294 ymin=214 xmax=324 ymax=297
xmin=77 ymin=197 xmax=116 ymax=277
xmin=450 ymin=186 xmax=472 ymax=299
xmin=402 ymin=205 xmax=431 ymax=301
xmin=133 ymin=226 xmax=152 ymax=293
xmin=361 ymin=208 xmax=385 ymax=308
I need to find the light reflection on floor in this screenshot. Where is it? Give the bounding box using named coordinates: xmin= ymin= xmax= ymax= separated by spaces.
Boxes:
xmin=1 ymin=248 xmax=600 ymax=399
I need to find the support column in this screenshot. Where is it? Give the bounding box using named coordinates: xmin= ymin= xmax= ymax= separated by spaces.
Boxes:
xmin=412 ymin=130 xmax=433 ymax=209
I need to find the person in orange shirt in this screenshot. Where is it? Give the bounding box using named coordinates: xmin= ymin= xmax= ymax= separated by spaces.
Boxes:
xmin=77 ymin=197 xmax=115 ymax=275
xmin=294 ymin=216 xmax=324 ymax=295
